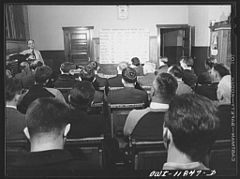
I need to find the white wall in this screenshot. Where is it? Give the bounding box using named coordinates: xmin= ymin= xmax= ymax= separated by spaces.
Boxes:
xmin=27 ymin=5 xmax=231 ymax=50
xmin=27 ymin=5 xmax=188 ymax=50
xmin=188 ymin=5 xmax=231 ymax=46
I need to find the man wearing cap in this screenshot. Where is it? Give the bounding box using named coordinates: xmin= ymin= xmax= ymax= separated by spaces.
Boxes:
xmin=107 ymin=67 xmax=148 ymax=105
xmin=130 ymin=57 xmax=144 ymax=76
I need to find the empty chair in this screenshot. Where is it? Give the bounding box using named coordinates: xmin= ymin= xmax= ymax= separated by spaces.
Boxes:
xmin=206 ymin=139 xmax=235 ymax=175
xmin=128 ymin=138 xmax=167 ymax=170
xmin=65 ymin=136 xmax=105 ymax=169
xmin=109 ymin=103 xmax=145 ymax=138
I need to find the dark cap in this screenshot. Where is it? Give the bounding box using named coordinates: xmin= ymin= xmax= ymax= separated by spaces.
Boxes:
xmin=122 ymin=67 xmax=137 ymax=83
xmin=131 ymin=57 xmax=140 ymax=66
xmin=88 ymin=61 xmax=99 ymax=70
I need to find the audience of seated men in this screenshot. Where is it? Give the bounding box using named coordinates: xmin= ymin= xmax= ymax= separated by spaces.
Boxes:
xmin=216 ymin=74 xmax=231 ymax=140
xmin=17 ymin=66 xmax=66 ymax=114
xmin=67 ymin=81 xmax=104 ymax=138
xmin=167 ymin=64 xmax=193 ymax=95
xmin=54 ymin=62 xmax=78 ymax=88
xmin=130 ymin=57 xmax=144 ymax=76
xmin=156 ymin=57 xmax=169 ymax=75
xmin=196 ymin=63 xmax=230 ymax=101
xmin=5 ymin=78 xmax=26 ymax=140
xmin=179 ymin=56 xmax=198 ymax=89
xmin=123 ymin=72 xmax=177 ymax=140
xmin=108 ymin=62 xmax=128 ymax=87
xmin=14 ymin=61 xmax=35 ymax=89
xmin=162 ymin=94 xmax=219 ymax=170
xmin=107 ymin=67 xmax=148 ymax=105
xmin=7 ymin=98 xmax=95 ymax=176
xmin=137 ymin=61 xmax=156 ymax=86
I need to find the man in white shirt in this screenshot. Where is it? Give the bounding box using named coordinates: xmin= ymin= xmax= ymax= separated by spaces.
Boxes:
xmin=20 ymin=39 xmax=44 ymax=65
xmin=123 ymin=72 xmax=178 ymax=140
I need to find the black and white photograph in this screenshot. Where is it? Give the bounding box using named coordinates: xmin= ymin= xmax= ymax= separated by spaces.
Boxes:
xmin=3 ymin=0 xmax=239 ymax=177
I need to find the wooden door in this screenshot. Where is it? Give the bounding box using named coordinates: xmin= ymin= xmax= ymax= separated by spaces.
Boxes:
xmin=157 ymin=24 xmax=192 ymax=67
xmin=63 ymin=26 xmax=93 ymax=65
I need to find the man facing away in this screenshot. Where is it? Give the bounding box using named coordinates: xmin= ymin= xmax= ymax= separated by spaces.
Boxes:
xmin=137 ymin=61 xmax=156 ymax=87
xmin=17 ymin=66 xmax=66 ymax=114
xmin=54 ymin=62 xmax=78 ymax=88
xmin=107 ymin=67 xmax=148 ymax=105
xmin=67 ymin=81 xmax=104 ymax=138
xmin=14 ymin=61 xmax=35 ymax=89
xmin=167 ymin=64 xmax=193 ymax=95
xmin=162 ymin=94 xmax=219 ymax=170
xmin=5 ymin=77 xmax=26 ymax=140
xmin=179 ymin=56 xmax=197 ymax=89
xmin=123 ymin=72 xmax=178 ymax=140
xmin=108 ymin=62 xmax=128 ymax=87
xmin=7 ymin=98 xmax=96 ymax=176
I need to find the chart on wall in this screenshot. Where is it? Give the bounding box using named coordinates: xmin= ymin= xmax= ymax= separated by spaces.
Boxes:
xmin=99 ymin=29 xmax=149 ymax=64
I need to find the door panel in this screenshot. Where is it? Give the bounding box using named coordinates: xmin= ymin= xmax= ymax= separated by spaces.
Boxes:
xmin=63 ymin=26 xmax=93 ymax=65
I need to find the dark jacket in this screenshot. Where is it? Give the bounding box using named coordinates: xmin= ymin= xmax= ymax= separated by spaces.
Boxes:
xmin=67 ymin=109 xmax=104 ymax=138
xmin=195 ymin=82 xmax=218 ymax=101
xmin=182 ymin=69 xmax=198 ymax=89
xmin=216 ymin=104 xmax=231 ymax=140
xmin=7 ymin=149 xmax=97 ymax=176
xmin=54 ymin=74 xmax=77 ymax=88
xmin=108 ymin=74 xmax=123 ymax=87
xmin=14 ymin=70 xmax=35 ymax=89
xmin=107 ymin=87 xmax=148 ymax=105
xmin=17 ymin=84 xmax=55 ymax=114
xmin=5 ymin=107 xmax=26 ymax=140
xmin=132 ymin=111 xmax=166 ymax=140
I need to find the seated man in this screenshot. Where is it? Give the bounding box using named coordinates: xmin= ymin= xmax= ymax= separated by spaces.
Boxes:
xmin=54 ymin=62 xmax=78 ymax=88
xmin=130 ymin=57 xmax=144 ymax=76
xmin=123 ymin=73 xmax=177 ymax=140
xmin=14 ymin=61 xmax=35 ymax=89
xmin=7 ymin=98 xmax=95 ymax=176
xmin=67 ymin=81 xmax=104 ymax=138
xmin=156 ymin=57 xmax=168 ymax=75
xmin=17 ymin=66 xmax=66 ymax=114
xmin=80 ymin=67 xmax=104 ymax=103
xmin=107 ymin=67 xmax=148 ymax=105
xmin=167 ymin=64 xmax=193 ymax=95
xmin=108 ymin=62 xmax=128 ymax=87
xmin=86 ymin=62 xmax=109 ymax=91
xmin=216 ymin=74 xmax=231 ymax=140
xmin=162 ymin=94 xmax=219 ymax=170
xmin=137 ymin=61 xmax=156 ymax=86
xmin=5 ymin=78 xmax=26 ymax=140
xmin=179 ymin=56 xmax=197 ymax=89
xmin=20 ymin=39 xmax=45 ymax=65
xmin=197 ymin=57 xmax=217 ymax=86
